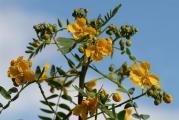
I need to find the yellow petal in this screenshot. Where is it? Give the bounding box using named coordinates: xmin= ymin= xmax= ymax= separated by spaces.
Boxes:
xmin=15 ymin=76 xmax=24 ymax=85
xmin=130 ymin=70 xmax=143 ymax=88
xmin=84 ymin=26 xmax=96 ymax=35
xmin=75 ymin=18 xmax=86 ymax=28
xmin=8 ymin=66 xmax=21 ymax=78
xmin=67 ymin=24 xmax=80 ymax=33
xmin=92 ymin=53 xmax=103 ymax=62
xmin=139 ymin=61 xmax=150 ymax=75
xmin=73 ymin=104 xmax=87 ymax=120
xmin=148 ymin=74 xmax=160 ymax=87
xmin=23 ymin=70 xmax=35 ymax=82
xmin=85 ymin=45 xmax=95 ymax=57
xmin=85 ymin=80 xmax=97 ymax=91
xmin=124 ymin=108 xmax=133 ymax=120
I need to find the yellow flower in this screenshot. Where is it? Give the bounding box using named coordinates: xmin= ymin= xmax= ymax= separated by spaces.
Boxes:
xmin=124 ymin=108 xmax=133 ymax=120
xmin=96 ymin=38 xmax=113 ymax=56
xmin=129 ymin=61 xmax=160 ymax=89
xmin=163 ymin=93 xmax=173 ymax=104
xmin=85 ymin=38 xmax=113 ymax=61
xmin=67 ymin=18 xmax=96 ymax=39
xmin=112 ymin=92 xmax=122 ymax=102
xmin=85 ymin=79 xmax=97 ymax=91
xmin=8 ymin=56 xmax=35 ymax=85
xmin=38 ymin=64 xmax=50 ymax=83
xmin=73 ymin=97 xmax=98 ymax=120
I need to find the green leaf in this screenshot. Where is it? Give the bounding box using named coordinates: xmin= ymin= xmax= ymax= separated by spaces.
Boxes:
xmin=117 ymin=110 xmax=126 ymax=120
xmin=124 ymin=102 xmax=134 ymax=109
xmin=47 ymin=79 xmax=63 ymax=89
xmin=0 ymin=86 xmax=11 ymax=99
xmin=73 ymin=85 xmax=87 ymax=97
xmin=39 ymin=116 xmax=52 ymax=120
xmin=65 ymin=79 xmax=75 ymax=87
xmin=128 ymin=87 xmax=135 ymax=95
xmin=67 ymin=58 xmax=75 ymax=68
xmin=129 ymin=55 xmax=136 ymax=61
xmin=57 ymin=112 xmax=66 ymax=119
xmin=8 ymin=87 xmax=18 ymax=94
xmin=40 ymin=108 xmax=53 ymax=114
xmin=47 ymin=94 xmax=58 ymax=100
xmin=57 ymin=37 xmax=75 ymax=54
xmin=57 ymin=18 xmax=63 ymax=28
xmin=74 ymin=54 xmax=81 ymax=61
xmin=61 ymin=94 xmax=72 ymax=102
xmin=126 ymin=48 xmax=131 ymax=56
xmin=56 ymin=67 xmax=66 ymax=76
xmin=112 ymin=104 xmax=116 ymax=118
xmin=59 ymin=103 xmax=71 ymax=111
xmin=35 ymin=66 xmax=42 ymax=79
xmin=99 ymin=4 xmax=122 ymax=28
xmin=50 ymin=65 xmax=56 ymax=77
xmin=132 ymin=113 xmax=141 ymax=119
xmin=0 ymin=103 xmax=3 ymax=108
xmin=40 ymin=100 xmax=56 ymax=106
xmin=117 ymin=87 xmax=128 ymax=94
xmin=140 ymin=114 xmax=150 ymax=120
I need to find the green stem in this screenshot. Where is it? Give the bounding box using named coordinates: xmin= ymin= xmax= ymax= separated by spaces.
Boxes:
xmin=37 ymin=83 xmax=60 ymax=119
xmin=52 ymin=90 xmax=62 ymax=120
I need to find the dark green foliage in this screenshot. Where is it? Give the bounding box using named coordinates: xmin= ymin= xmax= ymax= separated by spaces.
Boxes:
xmin=0 ymin=86 xmax=11 ymax=100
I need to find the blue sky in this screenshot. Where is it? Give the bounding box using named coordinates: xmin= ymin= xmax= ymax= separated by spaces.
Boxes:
xmin=0 ymin=0 xmax=178 ymax=120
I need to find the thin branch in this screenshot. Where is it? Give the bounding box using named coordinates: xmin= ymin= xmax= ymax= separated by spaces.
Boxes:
xmin=87 ymin=92 xmax=147 ymax=119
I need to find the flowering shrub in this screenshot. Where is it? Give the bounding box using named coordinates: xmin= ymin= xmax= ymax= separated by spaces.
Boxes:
xmin=0 ymin=4 xmax=172 ymax=120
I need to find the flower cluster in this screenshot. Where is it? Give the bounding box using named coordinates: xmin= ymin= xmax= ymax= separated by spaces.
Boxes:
xmin=73 ymin=97 xmax=98 ymax=120
xmin=67 ymin=18 xmax=97 ymax=39
xmin=8 ymin=56 xmax=35 ymax=85
xmin=129 ymin=61 xmax=160 ymax=89
xmin=85 ymin=38 xmax=113 ymax=61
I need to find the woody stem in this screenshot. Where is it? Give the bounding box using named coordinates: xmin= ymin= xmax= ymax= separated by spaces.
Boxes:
xmin=78 ymin=61 xmax=90 ymax=120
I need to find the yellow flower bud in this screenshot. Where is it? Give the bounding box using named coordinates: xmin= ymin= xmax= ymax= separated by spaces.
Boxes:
xmin=99 ymin=89 xmax=108 ymax=103
xmin=85 ymin=80 xmax=97 ymax=91
xmin=108 ymin=73 xmax=115 ymax=80
xmin=126 ymin=40 xmax=132 ymax=47
xmin=163 ymin=93 xmax=173 ymax=104
xmin=112 ymin=92 xmax=122 ymax=102
xmin=119 ymin=39 xmax=125 ymax=47
xmin=78 ymin=46 xmax=84 ymax=53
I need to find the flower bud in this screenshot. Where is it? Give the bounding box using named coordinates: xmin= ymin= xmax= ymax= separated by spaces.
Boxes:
xmin=147 ymin=89 xmax=154 ymax=96
xmin=126 ymin=40 xmax=132 ymax=47
xmin=109 ymin=65 xmax=115 ymax=72
xmin=100 ymin=89 xmax=108 ymax=104
xmin=85 ymin=80 xmax=97 ymax=91
xmin=163 ymin=93 xmax=173 ymax=104
xmin=119 ymin=39 xmax=125 ymax=47
xmin=154 ymin=99 xmax=161 ymax=106
xmin=112 ymin=92 xmax=122 ymax=102
xmin=78 ymin=46 xmax=84 ymax=53
xmin=108 ymin=73 xmax=115 ymax=80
